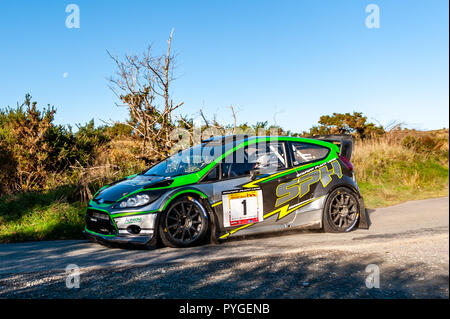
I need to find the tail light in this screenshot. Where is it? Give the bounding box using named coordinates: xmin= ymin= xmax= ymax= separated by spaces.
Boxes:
xmin=338 ymin=153 xmax=354 ymax=172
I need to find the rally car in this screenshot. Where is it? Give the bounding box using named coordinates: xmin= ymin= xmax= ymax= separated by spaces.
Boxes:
xmin=83 ymin=135 xmax=368 ymax=248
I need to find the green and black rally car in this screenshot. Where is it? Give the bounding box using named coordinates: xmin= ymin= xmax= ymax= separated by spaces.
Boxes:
xmin=84 ymin=135 xmax=368 ymax=248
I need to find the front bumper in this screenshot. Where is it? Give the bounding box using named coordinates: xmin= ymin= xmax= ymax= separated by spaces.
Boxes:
xmin=84 ymin=207 xmax=159 ymax=246
xmin=83 ymin=229 xmax=155 ymax=246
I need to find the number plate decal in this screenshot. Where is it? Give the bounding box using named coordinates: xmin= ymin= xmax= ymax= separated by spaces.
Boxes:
xmin=222 ymin=188 xmax=264 ymax=227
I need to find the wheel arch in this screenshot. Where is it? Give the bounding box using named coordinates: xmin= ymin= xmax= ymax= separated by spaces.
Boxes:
xmin=157 ymin=188 xmax=220 ymax=244
xmin=160 ymin=188 xmax=208 ymax=211
xmin=320 ymin=183 xmax=368 ymax=230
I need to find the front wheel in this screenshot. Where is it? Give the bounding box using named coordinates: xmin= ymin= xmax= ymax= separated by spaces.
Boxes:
xmin=323 ymin=187 xmax=360 ymax=233
xmin=159 ymin=196 xmax=209 ymax=248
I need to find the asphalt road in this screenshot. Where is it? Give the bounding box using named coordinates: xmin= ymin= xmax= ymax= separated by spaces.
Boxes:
xmin=0 ymin=197 xmax=448 ymax=298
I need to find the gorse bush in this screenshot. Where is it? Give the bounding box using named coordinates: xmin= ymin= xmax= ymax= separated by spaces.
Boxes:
xmin=0 ymin=95 xmax=112 ymax=195
xmin=0 ymin=94 xmax=56 ymax=192
xmin=0 ymin=142 xmax=15 ymax=194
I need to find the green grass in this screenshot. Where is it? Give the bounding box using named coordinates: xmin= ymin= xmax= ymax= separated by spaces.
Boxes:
xmin=0 ymin=188 xmax=86 ymax=243
xmin=358 ymin=160 xmax=449 ymax=208
xmin=353 ymin=137 xmax=449 ymax=208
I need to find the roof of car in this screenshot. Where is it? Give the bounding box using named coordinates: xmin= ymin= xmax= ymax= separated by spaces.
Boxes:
xmin=202 ymin=134 xmax=312 ymax=143
xmin=201 ymin=135 xmax=339 ymax=152
xmin=201 ymin=134 xmax=252 ymax=143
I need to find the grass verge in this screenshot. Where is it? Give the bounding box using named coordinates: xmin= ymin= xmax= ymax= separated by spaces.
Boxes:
xmin=353 ymin=131 xmax=449 ymax=207
xmin=0 ymin=188 xmax=86 ymax=243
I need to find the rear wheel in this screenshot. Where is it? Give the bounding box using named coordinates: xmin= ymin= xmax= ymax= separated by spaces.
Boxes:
xmin=159 ymin=196 xmax=209 ymax=248
xmin=323 ymin=187 xmax=360 ymax=233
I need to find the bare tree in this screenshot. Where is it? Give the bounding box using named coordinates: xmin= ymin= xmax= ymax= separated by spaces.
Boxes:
xmin=229 ymin=104 xmax=237 ymax=134
xmin=199 ymin=108 xmax=210 ymax=128
xmin=108 ymin=29 xmax=183 ymax=160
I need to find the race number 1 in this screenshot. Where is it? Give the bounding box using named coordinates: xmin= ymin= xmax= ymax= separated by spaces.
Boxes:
xmin=222 ymin=189 xmax=264 ymax=227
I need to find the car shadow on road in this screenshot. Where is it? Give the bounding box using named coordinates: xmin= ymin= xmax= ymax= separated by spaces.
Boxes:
xmin=0 ymin=249 xmax=447 ymax=299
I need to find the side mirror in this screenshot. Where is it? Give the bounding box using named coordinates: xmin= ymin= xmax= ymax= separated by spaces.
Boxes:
xmin=249 ymin=169 xmax=259 ymax=181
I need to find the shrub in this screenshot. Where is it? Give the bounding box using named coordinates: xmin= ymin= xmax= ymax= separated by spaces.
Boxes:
xmin=0 ymin=95 xmax=112 ymax=195
xmin=0 ymin=94 xmax=56 ymax=192
xmin=306 ymin=112 xmax=385 ymax=139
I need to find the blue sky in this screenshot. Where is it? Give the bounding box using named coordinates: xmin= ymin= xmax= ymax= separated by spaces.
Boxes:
xmin=0 ymin=0 xmax=448 ymax=132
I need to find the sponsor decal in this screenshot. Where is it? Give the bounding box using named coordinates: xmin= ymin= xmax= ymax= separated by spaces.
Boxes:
xmin=124 ymin=217 xmax=142 ymax=225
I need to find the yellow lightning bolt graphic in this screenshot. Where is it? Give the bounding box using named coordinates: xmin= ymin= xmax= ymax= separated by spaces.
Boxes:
xmin=219 ymin=196 xmax=324 ymax=239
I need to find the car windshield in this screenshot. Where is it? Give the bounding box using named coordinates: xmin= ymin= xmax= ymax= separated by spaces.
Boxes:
xmin=143 ymin=142 xmax=229 ymax=177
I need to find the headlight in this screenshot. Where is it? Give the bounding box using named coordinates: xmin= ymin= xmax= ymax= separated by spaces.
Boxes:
xmin=119 ymin=193 xmax=152 ymax=208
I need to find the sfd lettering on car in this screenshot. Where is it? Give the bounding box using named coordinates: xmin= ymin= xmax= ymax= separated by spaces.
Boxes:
xmin=275 ymin=159 xmax=342 ymax=207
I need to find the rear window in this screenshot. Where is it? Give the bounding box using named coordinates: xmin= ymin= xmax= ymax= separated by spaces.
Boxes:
xmin=290 ymin=142 xmax=329 ymax=166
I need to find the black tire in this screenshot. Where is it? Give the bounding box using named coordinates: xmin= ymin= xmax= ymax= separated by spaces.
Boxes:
xmin=159 ymin=196 xmax=209 ymax=248
xmin=323 ymin=187 xmax=360 ymax=233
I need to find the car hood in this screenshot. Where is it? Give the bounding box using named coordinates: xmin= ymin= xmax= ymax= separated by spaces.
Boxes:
xmin=94 ymin=175 xmax=171 ymax=202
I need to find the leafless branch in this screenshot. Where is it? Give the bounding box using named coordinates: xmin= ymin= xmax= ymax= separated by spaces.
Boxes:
xmin=107 ymin=29 xmax=182 ymax=160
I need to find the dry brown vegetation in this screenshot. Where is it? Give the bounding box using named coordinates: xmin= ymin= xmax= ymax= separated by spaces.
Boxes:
xmin=353 ymin=129 xmax=449 ymax=207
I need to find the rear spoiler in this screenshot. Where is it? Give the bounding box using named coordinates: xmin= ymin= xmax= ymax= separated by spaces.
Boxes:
xmin=310 ymin=134 xmax=354 ymax=160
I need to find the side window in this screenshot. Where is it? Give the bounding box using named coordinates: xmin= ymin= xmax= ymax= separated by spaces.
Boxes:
xmin=221 ymin=162 xmax=255 ymax=179
xmin=221 ymin=142 xmax=286 ymax=179
xmin=251 ymin=142 xmax=286 ymax=172
xmin=291 ymin=142 xmax=329 ymax=166
xmin=202 ymin=165 xmax=219 ymax=182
